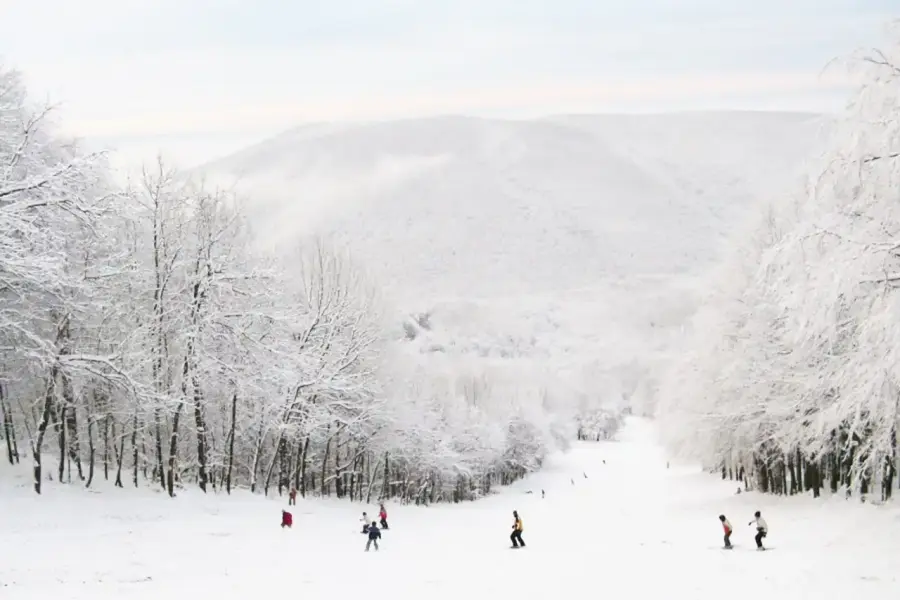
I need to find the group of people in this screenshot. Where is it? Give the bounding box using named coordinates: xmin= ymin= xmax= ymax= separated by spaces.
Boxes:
xmin=280 ymin=494 xmax=390 ymax=552
xmin=281 ymin=485 xmax=768 ymax=555
xmin=719 ymin=511 xmax=769 ymax=550
xmin=280 ymin=493 xmax=525 ymax=553
xmin=360 ymin=504 xmax=390 ymax=551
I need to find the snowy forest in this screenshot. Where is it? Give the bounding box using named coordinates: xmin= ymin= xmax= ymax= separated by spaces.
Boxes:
xmin=6 ymin=28 xmax=899 ymax=508
xmin=0 ymin=62 xmax=618 ymax=503
xmin=658 ymin=34 xmax=900 ymax=502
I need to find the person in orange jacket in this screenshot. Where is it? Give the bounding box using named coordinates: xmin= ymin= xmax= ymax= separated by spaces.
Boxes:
xmin=510 ymin=510 xmax=525 ymax=548
xmin=719 ymin=514 xmax=733 ymax=549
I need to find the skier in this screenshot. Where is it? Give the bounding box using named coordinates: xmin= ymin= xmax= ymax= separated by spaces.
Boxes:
xmin=510 ymin=510 xmax=525 ymax=548
xmin=748 ymin=511 xmax=768 ymax=550
xmin=365 ymin=521 xmax=381 ymax=551
xmin=288 ymin=487 xmax=297 ymax=506
xmin=718 ymin=514 xmax=733 ymax=549
xmin=281 ymin=509 xmax=293 ymax=529
xmin=379 ymin=503 xmax=389 ymax=530
xmin=361 ymin=512 xmax=370 ymax=534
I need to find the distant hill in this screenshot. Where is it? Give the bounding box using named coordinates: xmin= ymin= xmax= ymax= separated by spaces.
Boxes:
xmin=202 ymin=111 xmax=823 ymax=301
xmin=199 ymin=112 xmax=827 ymax=405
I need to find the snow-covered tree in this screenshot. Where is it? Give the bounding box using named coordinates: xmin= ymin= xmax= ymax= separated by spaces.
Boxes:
xmin=658 ymin=30 xmax=900 ymax=501
xmin=0 ymin=55 xmax=622 ymax=504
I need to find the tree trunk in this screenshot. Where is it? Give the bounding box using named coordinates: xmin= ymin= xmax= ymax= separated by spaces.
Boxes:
xmin=1 ymin=384 xmax=20 ymax=465
xmin=291 ymin=441 xmax=302 ymax=493
xmin=141 ymin=436 xmax=148 ymax=479
xmin=33 ymin=373 xmax=57 ymax=494
xmin=112 ymin=420 xmax=125 ymax=488
xmin=166 ymin=403 xmax=184 ymax=497
xmin=226 ymin=391 xmax=237 ymax=495
xmin=787 ymin=454 xmax=797 ymax=495
xmin=154 ymin=410 xmax=165 ymax=489
xmin=132 ymin=411 xmax=140 ymax=488
xmin=151 ymin=187 xmax=169 ymax=491
xmin=299 ymin=436 xmax=310 ymax=498
xmin=885 ymin=428 xmax=897 ymax=501
xmin=320 ymin=433 xmax=331 ymax=496
xmin=263 ymin=434 xmax=284 ymax=496
xmin=249 ymin=418 xmax=266 ymax=493
xmin=86 ymin=415 xmax=96 ymax=488
xmin=103 ymin=415 xmax=110 ymax=481
xmin=334 ymin=433 xmax=344 ymax=498
xmin=380 ymin=452 xmax=390 ymax=501
xmin=277 ymin=438 xmax=288 ymax=496
xmin=192 ymin=376 xmax=209 ymax=493
xmin=56 ymin=401 xmax=67 ymax=483
xmin=62 ymin=376 xmax=84 ymax=481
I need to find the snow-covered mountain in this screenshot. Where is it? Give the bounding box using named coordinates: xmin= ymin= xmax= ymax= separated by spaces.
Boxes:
xmin=200 ymin=111 xmax=826 ymax=404
xmin=205 ymin=112 xmax=822 ymax=298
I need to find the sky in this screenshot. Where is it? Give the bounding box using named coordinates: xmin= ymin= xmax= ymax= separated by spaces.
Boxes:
xmin=0 ymin=0 xmax=894 ymax=169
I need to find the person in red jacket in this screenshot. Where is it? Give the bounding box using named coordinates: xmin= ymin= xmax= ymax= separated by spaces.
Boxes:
xmin=719 ymin=514 xmax=732 ymax=549
xmin=379 ymin=503 xmax=389 ymax=530
xmin=281 ymin=510 xmax=293 ymax=529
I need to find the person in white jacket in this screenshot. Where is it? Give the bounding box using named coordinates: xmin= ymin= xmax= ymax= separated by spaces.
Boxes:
xmin=748 ymin=511 xmax=768 ymax=550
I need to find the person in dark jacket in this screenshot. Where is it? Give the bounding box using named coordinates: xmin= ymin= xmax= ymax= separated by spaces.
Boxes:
xmin=365 ymin=522 xmax=381 ymax=551
xmin=510 ymin=510 xmax=525 ymax=548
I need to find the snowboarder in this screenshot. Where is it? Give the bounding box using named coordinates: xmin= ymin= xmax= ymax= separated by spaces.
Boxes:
xmin=365 ymin=521 xmax=381 ymax=551
xmin=288 ymin=487 xmax=297 ymax=506
xmin=510 ymin=510 xmax=525 ymax=548
xmin=719 ymin=514 xmax=733 ymax=549
xmin=281 ymin=510 xmax=293 ymax=529
xmin=748 ymin=511 xmax=768 ymax=550
xmin=361 ymin=512 xmax=370 ymax=534
xmin=541 ymin=489 xmax=545 ymax=499
xmin=379 ymin=503 xmax=389 ymax=530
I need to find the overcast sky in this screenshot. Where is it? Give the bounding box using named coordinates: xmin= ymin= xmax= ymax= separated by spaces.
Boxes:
xmin=0 ymin=1 xmax=893 ymax=169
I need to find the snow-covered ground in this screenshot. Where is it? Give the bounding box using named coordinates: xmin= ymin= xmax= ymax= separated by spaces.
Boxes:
xmin=2 ymin=417 xmax=897 ymax=599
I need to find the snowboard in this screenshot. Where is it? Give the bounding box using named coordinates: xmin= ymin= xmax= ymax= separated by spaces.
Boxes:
xmin=510 ymin=546 xmax=526 ymax=550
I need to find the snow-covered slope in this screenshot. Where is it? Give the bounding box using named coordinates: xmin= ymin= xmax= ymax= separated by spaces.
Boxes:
xmin=3 ymin=418 xmax=896 ymax=599
xmin=200 ymin=112 xmax=825 ymax=402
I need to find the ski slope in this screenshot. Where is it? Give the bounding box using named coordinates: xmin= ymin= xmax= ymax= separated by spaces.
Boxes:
xmin=2 ymin=418 xmax=897 ymax=599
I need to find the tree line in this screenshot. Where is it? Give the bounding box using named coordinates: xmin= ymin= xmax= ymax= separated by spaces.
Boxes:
xmin=657 ymin=34 xmax=900 ymax=502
